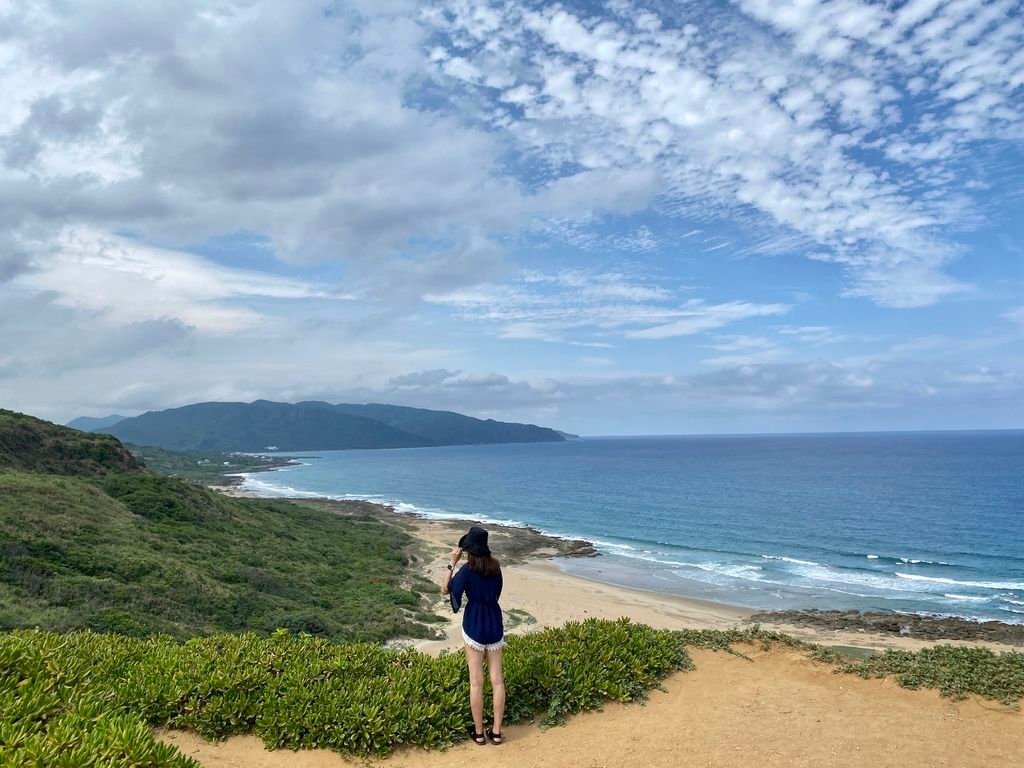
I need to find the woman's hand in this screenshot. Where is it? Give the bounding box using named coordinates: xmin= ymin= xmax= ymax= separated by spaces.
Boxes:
xmin=449 ymin=547 xmax=463 ymax=566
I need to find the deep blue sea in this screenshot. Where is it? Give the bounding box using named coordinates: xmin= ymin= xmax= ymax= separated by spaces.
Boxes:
xmin=240 ymin=432 xmax=1024 ymax=623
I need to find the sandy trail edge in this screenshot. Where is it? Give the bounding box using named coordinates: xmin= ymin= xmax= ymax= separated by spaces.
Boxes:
xmin=160 ymin=645 xmax=1023 ymax=768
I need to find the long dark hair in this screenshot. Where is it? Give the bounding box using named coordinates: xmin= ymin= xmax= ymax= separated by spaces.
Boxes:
xmin=468 ymin=552 xmax=501 ymax=578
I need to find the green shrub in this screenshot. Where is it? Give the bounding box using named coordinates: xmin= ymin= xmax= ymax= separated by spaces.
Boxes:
xmin=0 ymin=618 xmax=690 ymax=763
xmin=830 ymin=644 xmax=1024 ymax=705
xmin=0 ymin=472 xmax=438 ymax=643
xmin=3 ymin=621 xmax=1022 ymax=765
xmin=101 ymin=475 xmax=203 ymax=522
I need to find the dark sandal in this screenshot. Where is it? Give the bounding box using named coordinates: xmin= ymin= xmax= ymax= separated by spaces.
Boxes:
xmin=468 ymin=727 xmax=486 ymax=745
xmin=486 ymin=726 xmax=503 ymax=745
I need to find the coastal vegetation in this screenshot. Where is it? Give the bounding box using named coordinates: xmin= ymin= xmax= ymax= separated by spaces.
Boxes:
xmin=824 ymin=644 xmax=1024 ymax=705
xmin=0 ymin=410 xmax=439 ymax=641
xmin=1 ymin=619 xmax=687 ymax=766
xmin=677 ymin=625 xmax=1024 ymax=704
xmin=90 ymin=400 xmax=567 ymax=452
xmin=4 ymin=622 xmax=1023 ymax=766
xmin=0 ymin=409 xmax=141 ymax=477
xmin=750 ymin=608 xmax=1024 ymax=645
xmin=122 ymin=443 xmax=295 ymax=485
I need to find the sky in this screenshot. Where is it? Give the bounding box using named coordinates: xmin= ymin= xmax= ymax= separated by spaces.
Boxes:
xmin=1 ymin=0 xmax=1022 ymax=435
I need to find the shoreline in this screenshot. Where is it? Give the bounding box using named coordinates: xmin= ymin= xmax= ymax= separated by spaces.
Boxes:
xmin=222 ymin=480 xmax=1023 ymax=651
xmin=153 ymin=479 xmax=1024 ymax=768
xmin=225 ymin=462 xmax=1024 ymax=633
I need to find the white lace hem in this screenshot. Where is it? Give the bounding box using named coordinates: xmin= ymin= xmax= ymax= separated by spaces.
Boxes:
xmin=462 ymin=629 xmax=505 ymax=652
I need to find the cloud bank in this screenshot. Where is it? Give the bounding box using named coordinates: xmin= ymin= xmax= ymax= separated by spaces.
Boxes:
xmin=0 ymin=0 xmax=1021 ymax=431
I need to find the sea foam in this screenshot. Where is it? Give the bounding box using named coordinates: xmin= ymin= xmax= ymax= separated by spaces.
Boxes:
xmin=895 ymin=573 xmax=1024 ymax=591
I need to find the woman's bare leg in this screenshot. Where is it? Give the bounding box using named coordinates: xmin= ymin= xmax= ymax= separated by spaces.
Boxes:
xmin=486 ymin=647 xmax=505 ymax=736
xmin=465 ymin=645 xmax=486 ymax=735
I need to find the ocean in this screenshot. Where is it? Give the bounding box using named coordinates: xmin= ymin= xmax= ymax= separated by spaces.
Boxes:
xmin=240 ymin=432 xmax=1024 ymax=623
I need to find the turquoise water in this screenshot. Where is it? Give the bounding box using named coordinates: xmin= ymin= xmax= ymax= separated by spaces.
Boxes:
xmin=240 ymin=432 xmax=1024 ymax=622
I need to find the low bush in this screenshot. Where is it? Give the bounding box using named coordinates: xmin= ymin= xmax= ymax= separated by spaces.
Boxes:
xmin=829 ymin=644 xmax=1024 ymax=704
xmin=0 ymin=618 xmax=690 ymax=765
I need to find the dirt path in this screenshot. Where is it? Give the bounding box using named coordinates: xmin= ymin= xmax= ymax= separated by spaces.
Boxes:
xmin=160 ymin=645 xmax=1024 ymax=768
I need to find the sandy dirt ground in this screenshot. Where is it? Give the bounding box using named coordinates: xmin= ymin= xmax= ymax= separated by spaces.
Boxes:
xmin=160 ymin=644 xmax=1024 ymax=768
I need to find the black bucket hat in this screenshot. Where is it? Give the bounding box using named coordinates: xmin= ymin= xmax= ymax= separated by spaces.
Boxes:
xmin=459 ymin=526 xmax=491 ymax=557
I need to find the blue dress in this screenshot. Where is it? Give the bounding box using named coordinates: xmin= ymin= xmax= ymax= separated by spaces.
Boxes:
xmin=449 ymin=564 xmax=504 ymax=647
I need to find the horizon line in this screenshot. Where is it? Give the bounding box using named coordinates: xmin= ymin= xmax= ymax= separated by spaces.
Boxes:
xmin=579 ymin=427 xmax=1024 ymax=439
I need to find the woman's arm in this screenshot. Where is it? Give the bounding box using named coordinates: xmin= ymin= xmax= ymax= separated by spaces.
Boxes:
xmin=440 ymin=547 xmax=463 ymax=594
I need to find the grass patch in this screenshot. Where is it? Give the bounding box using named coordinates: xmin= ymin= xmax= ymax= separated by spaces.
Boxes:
xmin=823 ymin=645 xmax=880 ymax=660
xmin=674 ymin=626 xmax=1024 ymax=706
xmin=0 ymin=618 xmax=689 ymax=765
xmin=829 ymin=645 xmax=1024 ymax=705
xmin=504 ymin=608 xmax=537 ymax=631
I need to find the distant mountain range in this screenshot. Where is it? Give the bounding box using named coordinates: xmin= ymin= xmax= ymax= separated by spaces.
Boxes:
xmin=66 ymin=414 xmax=127 ymax=431
xmin=74 ymin=400 xmax=571 ymax=452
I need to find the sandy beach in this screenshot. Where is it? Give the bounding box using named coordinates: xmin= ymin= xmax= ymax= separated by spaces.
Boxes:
xmin=158 ymin=491 xmax=1024 ymax=767
xmin=303 ymin=496 xmax=1018 ymax=654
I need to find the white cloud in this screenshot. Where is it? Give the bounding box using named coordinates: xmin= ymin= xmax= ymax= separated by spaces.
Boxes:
xmin=17 ymin=228 xmax=340 ymax=333
xmin=0 ymin=0 xmax=1020 ymax=431
xmin=700 ymin=335 xmax=787 ymax=367
xmin=3 ymin=0 xmax=1017 ymax=315
xmin=1004 ymin=306 xmax=1024 ymax=326
xmin=337 ymin=358 xmax=1023 ymax=432
xmin=626 ymin=301 xmax=790 ymax=339
xmin=424 ymin=0 xmax=1023 ymax=307
xmin=0 ymin=3 xmax=502 ymax=304
xmin=776 ymin=325 xmax=851 ymax=345
xmin=429 ymin=268 xmax=783 ymax=343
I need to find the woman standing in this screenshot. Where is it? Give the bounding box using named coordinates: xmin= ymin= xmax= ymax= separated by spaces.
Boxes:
xmin=441 ymin=525 xmax=505 ymax=745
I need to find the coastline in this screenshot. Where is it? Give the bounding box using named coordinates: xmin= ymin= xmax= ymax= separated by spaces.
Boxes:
xmin=161 ymin=484 xmax=1024 ymax=767
xmin=226 ymin=483 xmax=1022 ymax=652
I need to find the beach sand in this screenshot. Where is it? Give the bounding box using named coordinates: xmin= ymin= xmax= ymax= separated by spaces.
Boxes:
xmin=158 ymin=491 xmax=1024 ymax=767
xmin=367 ymin=499 xmax=1017 ymax=654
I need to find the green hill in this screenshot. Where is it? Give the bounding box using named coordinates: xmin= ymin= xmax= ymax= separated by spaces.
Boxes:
xmin=0 ymin=410 xmax=439 ymax=641
xmin=329 ymin=402 xmax=567 ymax=445
xmin=91 ymin=399 xmax=567 ymax=452
xmin=99 ymin=400 xmax=430 ymax=452
xmin=0 ymin=409 xmax=140 ymax=476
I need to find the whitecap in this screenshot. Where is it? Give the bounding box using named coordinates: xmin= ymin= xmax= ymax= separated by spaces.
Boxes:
xmin=896 ymin=573 xmax=1024 ymax=591
xmin=760 ymin=554 xmax=820 ymax=566
xmin=943 ymin=594 xmax=989 ymax=602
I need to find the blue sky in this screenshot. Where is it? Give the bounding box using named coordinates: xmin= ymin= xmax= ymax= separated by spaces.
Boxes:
xmin=0 ymin=0 xmax=1022 ymax=434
